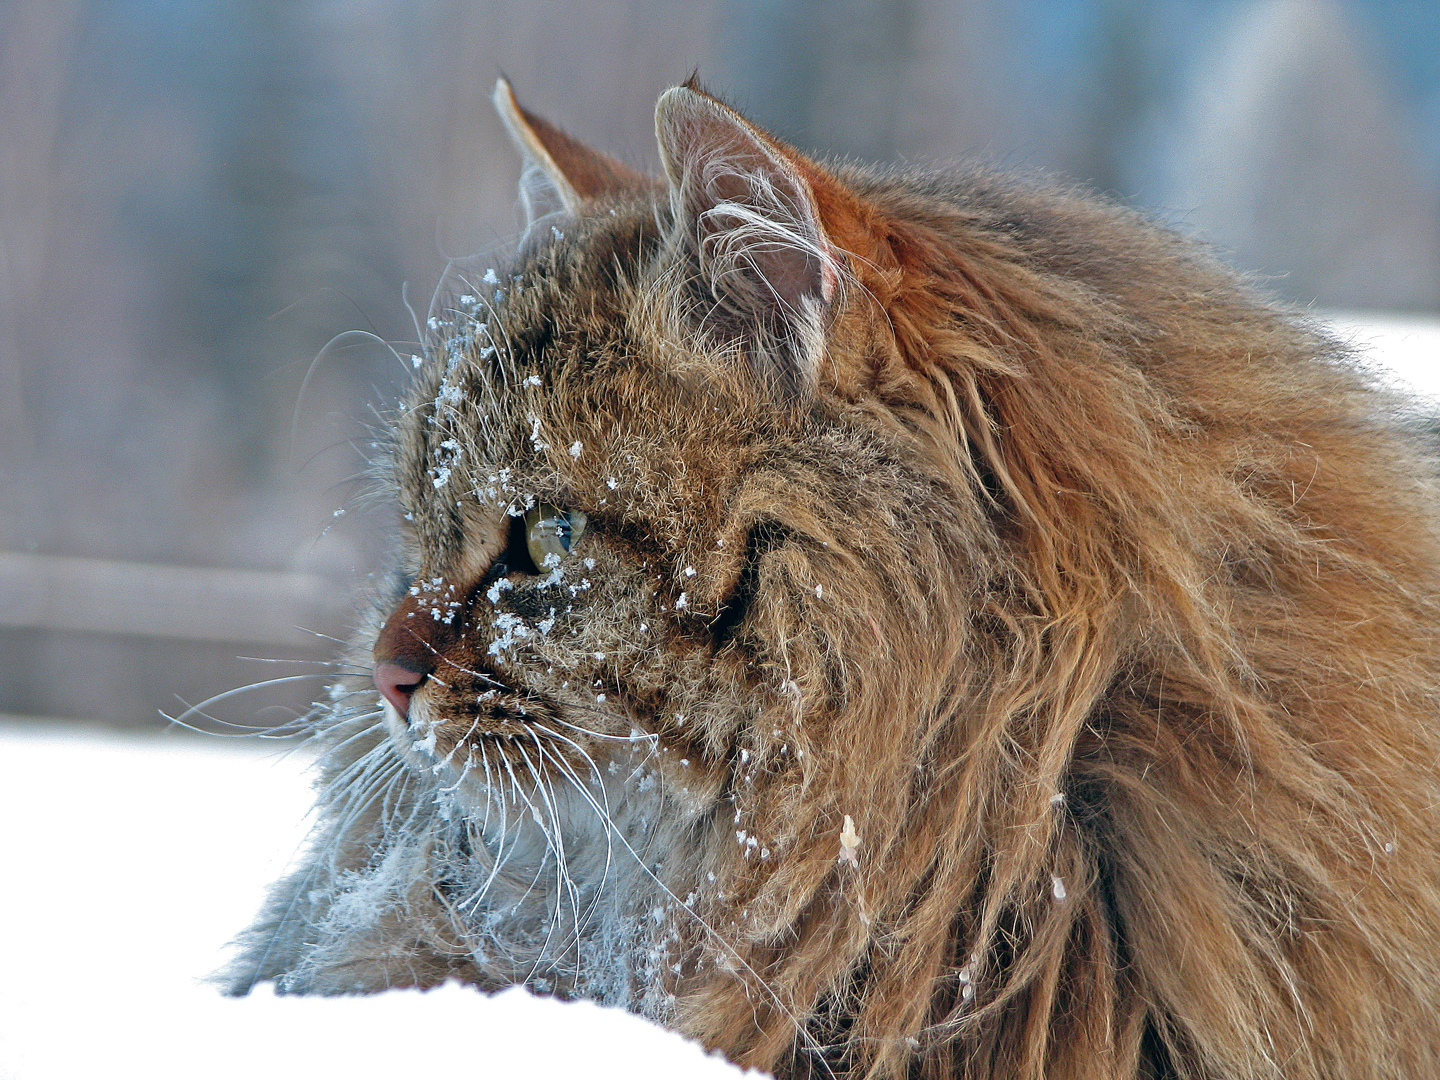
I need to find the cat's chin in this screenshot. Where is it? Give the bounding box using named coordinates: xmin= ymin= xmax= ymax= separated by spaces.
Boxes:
xmin=380 ymin=695 xmax=498 ymax=799
xmin=379 ymin=696 xmax=410 ymax=747
xmin=361 ymin=691 xmax=699 ymax=1015
xmin=380 ymin=696 xmax=434 ymax=773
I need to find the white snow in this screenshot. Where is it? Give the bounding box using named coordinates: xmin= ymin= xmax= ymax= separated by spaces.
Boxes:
xmin=1323 ymin=311 xmax=1440 ymax=400
xmin=0 ymin=721 xmax=757 ymax=1080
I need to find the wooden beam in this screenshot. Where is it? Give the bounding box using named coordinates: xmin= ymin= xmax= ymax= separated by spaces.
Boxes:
xmin=0 ymin=551 xmax=353 ymax=648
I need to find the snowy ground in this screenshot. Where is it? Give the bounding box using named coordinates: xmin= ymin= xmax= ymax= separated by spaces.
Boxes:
xmin=0 ymin=314 xmax=1433 ymax=1079
xmin=0 ymin=723 xmax=757 ymax=1080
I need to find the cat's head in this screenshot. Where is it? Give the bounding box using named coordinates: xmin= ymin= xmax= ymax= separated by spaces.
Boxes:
xmin=355 ymin=77 xmax=1034 ymax=1048
xmin=376 ymin=77 xmax=999 ymax=864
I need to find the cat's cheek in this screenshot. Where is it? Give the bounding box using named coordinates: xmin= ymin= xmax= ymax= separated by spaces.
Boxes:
xmin=659 ymin=759 xmax=727 ymax=817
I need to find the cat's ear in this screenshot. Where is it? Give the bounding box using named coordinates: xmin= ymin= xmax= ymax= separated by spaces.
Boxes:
xmin=493 ymin=78 xmax=657 ymax=219
xmin=655 ymin=82 xmax=845 ymax=400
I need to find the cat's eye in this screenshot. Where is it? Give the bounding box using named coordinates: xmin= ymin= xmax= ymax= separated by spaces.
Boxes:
xmin=524 ymin=504 xmax=587 ymax=567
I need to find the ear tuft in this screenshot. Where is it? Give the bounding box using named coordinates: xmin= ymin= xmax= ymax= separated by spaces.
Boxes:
xmin=655 ymin=86 xmax=844 ymax=400
xmin=493 ymin=78 xmax=657 ymax=221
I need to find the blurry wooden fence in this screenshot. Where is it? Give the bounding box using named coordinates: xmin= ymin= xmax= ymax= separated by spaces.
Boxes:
xmin=0 ymin=551 xmax=350 ymax=649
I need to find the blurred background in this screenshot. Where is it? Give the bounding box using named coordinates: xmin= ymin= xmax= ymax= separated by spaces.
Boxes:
xmin=2 ymin=0 xmax=1438 ymax=733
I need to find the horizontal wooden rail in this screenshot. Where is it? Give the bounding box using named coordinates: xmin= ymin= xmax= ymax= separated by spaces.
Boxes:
xmin=0 ymin=551 xmax=352 ymax=648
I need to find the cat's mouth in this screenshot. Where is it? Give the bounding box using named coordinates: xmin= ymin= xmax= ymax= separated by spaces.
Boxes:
xmin=379 ymin=668 xmax=615 ymax=786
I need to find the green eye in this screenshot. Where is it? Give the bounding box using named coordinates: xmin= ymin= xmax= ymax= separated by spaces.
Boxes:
xmin=524 ymin=504 xmax=588 ymax=568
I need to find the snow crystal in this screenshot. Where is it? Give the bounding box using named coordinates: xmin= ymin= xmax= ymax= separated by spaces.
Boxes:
xmin=838 ymin=815 xmax=862 ymax=867
xmin=410 ymin=719 xmax=439 ymax=757
xmin=482 ymin=268 xmax=498 ymax=284
xmin=1051 ymin=876 xmax=1067 ymax=901
xmin=488 ymin=612 xmax=530 ymax=655
xmin=569 ymin=440 xmax=583 ymax=458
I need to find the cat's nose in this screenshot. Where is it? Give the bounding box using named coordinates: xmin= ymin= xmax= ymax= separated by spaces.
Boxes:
xmin=374 ymin=659 xmax=429 ymax=718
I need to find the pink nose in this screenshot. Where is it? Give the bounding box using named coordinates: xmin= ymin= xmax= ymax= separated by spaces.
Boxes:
xmin=374 ymin=660 xmax=429 ymax=717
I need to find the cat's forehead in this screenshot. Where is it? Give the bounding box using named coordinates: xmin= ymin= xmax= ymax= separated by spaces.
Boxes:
xmin=391 ymin=205 xmax=762 ymax=569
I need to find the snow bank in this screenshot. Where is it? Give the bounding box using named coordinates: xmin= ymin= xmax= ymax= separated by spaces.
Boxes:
xmin=0 ymin=724 xmax=756 ymax=1079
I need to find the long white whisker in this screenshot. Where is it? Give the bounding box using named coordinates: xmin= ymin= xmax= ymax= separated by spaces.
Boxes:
xmin=238 ymin=718 xmax=397 ymax=989
xmin=498 ymin=751 xmax=559 ymax=918
xmin=514 ymin=742 xmax=576 ymax=975
xmin=533 ymin=736 xmax=615 ymax=950
xmin=524 ymin=736 xmax=588 ymax=959
xmin=401 ymin=280 xmax=425 ymax=358
xmin=163 ymin=673 xmax=340 ymax=734
xmin=542 ymin=708 xmax=660 ymax=745
xmin=290 ymin=328 xmax=412 ymax=456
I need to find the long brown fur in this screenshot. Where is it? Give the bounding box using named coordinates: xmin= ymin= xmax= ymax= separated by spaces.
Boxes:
xmin=223 ymin=80 xmax=1440 ymax=1079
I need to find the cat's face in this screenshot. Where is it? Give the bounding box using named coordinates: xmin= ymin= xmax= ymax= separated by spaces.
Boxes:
xmin=375 ymin=86 xmax=983 ymax=852
xmin=377 ymin=208 xmax=762 ymax=825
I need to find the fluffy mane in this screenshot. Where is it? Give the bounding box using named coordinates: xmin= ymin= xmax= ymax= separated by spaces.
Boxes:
xmin=223 ymin=80 xmax=1440 ymax=1080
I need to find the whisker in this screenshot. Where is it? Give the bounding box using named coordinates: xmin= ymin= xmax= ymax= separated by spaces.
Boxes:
xmin=163 ymin=673 xmax=342 ymax=734
xmin=514 ymin=742 xmax=575 ymax=975
xmin=290 ymin=328 xmax=413 ymax=458
xmin=532 ymin=734 xmax=615 ymax=948
xmin=401 ymin=280 xmax=425 ymax=359
xmin=238 ymin=715 xmax=394 ymax=988
xmin=542 ymin=707 xmax=661 ymax=746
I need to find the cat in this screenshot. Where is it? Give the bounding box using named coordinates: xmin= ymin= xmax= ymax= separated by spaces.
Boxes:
xmin=221 ymin=77 xmax=1440 ymax=1080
